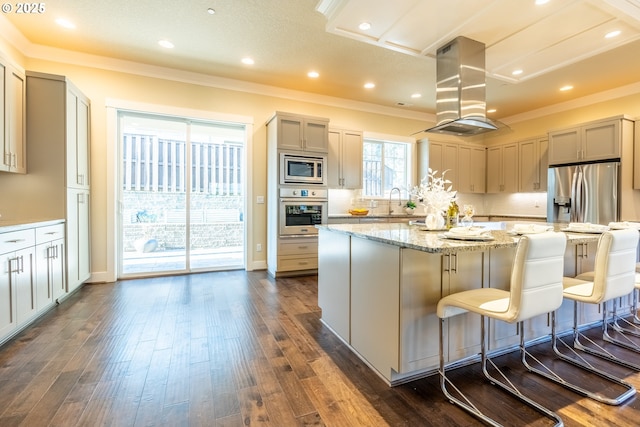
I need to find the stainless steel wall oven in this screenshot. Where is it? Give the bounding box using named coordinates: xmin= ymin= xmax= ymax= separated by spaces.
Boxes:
xmin=278 ymin=187 xmax=327 ymax=236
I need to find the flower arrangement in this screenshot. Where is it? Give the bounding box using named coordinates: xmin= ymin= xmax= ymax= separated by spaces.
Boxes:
xmin=410 ymin=168 xmax=457 ymax=212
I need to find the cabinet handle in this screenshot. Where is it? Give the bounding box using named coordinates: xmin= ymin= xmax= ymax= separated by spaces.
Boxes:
xmin=451 ymin=253 xmax=458 ymax=274
xmin=5 ymin=238 xmax=26 ymax=244
xmin=298 ymin=246 xmax=308 ymax=250
xmin=443 ymin=254 xmax=450 ymax=273
xmin=9 ymin=255 xmax=24 ymax=274
xmin=9 ymin=257 xmax=17 ymax=274
xmin=298 ymin=261 xmax=309 ymax=265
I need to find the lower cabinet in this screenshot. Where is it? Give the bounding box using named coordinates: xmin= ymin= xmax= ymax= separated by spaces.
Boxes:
xmin=15 ymin=247 xmax=36 ymax=325
xmin=277 ymin=236 xmax=318 ymax=272
xmin=0 ymin=222 xmax=67 ymax=344
xmin=35 ymin=223 xmax=66 ymax=311
xmin=0 ymin=228 xmax=36 ymax=338
xmin=67 ymin=189 xmax=90 ymax=292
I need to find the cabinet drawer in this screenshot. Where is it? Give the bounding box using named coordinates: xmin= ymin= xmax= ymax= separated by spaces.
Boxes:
xmin=35 ymin=223 xmax=65 ymax=244
xmin=279 ymin=240 xmax=318 ymax=256
xmin=278 ymin=256 xmax=318 ymax=271
xmin=0 ymin=228 xmax=36 ymax=254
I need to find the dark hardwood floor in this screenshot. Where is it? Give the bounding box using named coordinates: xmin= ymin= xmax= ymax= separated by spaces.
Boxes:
xmin=1 ymin=270 xmax=640 ymax=426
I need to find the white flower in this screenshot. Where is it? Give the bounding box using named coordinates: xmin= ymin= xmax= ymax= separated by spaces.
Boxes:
xmin=410 ymin=168 xmax=456 ymax=212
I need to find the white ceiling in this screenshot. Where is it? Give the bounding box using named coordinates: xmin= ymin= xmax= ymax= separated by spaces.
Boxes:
xmin=3 ymin=0 xmax=640 ymax=121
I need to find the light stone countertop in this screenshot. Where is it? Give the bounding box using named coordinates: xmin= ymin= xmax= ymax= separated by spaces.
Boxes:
xmin=0 ymin=218 xmax=65 ymax=233
xmin=317 ymin=221 xmax=600 ymax=254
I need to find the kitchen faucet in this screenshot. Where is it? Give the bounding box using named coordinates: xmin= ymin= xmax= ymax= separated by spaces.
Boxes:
xmin=389 ymin=187 xmax=401 ymax=214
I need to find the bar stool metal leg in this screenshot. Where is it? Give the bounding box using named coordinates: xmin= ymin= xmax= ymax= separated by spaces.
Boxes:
xmin=521 ymin=310 xmax=636 ymax=405
xmin=439 ymin=315 xmax=563 ymax=427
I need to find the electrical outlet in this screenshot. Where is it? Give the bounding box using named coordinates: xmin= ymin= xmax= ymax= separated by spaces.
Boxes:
xmin=256 ymin=243 xmax=262 ymax=252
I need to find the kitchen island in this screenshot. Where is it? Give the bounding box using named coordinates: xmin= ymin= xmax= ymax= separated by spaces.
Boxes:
xmin=317 ymin=222 xmax=603 ymax=385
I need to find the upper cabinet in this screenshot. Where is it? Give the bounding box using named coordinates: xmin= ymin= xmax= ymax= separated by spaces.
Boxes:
xmin=328 ymin=128 xmax=363 ymax=189
xmin=269 ymin=112 xmax=329 ymax=153
xmin=518 ymin=137 xmax=548 ymax=192
xmin=548 ymin=117 xmax=628 ymax=166
xmin=0 ymin=58 xmax=26 ymax=174
xmin=422 ymin=139 xmax=485 ymax=194
xmin=428 ymin=141 xmax=458 ymax=190
xmin=457 ymin=144 xmax=486 ymax=194
xmin=486 ymin=143 xmax=518 ymax=193
xmin=66 ymin=85 xmax=91 ymax=189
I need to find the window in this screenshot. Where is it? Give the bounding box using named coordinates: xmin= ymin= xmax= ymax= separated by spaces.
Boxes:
xmin=362 ymin=135 xmax=412 ymax=197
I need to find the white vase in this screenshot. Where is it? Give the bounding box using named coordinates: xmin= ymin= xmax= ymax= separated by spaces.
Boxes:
xmin=425 ymin=209 xmax=445 ymax=230
xmin=405 ymin=207 xmax=415 ymax=215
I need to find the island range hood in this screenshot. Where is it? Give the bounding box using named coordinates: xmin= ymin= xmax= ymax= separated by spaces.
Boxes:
xmin=421 ymin=36 xmax=497 ymax=136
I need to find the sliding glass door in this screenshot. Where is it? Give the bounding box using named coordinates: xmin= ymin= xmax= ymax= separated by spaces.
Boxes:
xmin=118 ymin=112 xmax=245 ymax=277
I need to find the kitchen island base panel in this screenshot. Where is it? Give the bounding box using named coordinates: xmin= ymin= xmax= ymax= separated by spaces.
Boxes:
xmin=350 ymin=237 xmax=400 ymax=381
xmin=317 ymin=231 xmax=350 ymax=342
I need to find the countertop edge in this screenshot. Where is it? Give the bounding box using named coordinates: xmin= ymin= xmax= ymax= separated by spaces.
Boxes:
xmin=318 ymin=222 xmax=599 ymax=254
xmin=0 ymin=219 xmax=66 ymax=233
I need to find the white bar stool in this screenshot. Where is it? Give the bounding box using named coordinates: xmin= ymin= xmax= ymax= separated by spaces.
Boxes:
xmin=550 ymin=229 xmax=639 ymax=394
xmin=437 ymin=232 xmax=566 ymax=427
xmin=574 ymin=257 xmax=640 ymax=353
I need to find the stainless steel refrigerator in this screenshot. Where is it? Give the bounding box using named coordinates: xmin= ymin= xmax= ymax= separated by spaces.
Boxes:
xmin=547 ymin=161 xmax=620 ymax=224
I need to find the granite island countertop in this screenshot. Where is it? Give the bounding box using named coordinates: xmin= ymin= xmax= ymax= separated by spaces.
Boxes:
xmin=317 ymin=221 xmax=600 ymax=254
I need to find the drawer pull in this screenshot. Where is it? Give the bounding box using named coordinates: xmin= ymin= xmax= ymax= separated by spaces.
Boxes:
xmin=5 ymin=238 xmax=26 ymax=244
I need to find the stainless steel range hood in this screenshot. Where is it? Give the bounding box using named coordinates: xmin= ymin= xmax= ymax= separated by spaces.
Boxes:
xmin=421 ymin=36 xmax=497 ymax=136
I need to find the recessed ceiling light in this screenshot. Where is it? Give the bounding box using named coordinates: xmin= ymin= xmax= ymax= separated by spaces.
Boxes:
xmin=535 ymin=0 xmax=549 ymax=5
xmin=512 ymin=69 xmax=523 ymax=76
xmin=307 ymin=71 xmax=319 ymax=78
xmin=158 ymin=40 xmax=174 ymax=49
xmin=359 ymin=22 xmax=371 ymax=31
xmin=241 ymin=57 xmax=255 ymax=65
xmin=560 ymin=85 xmax=573 ymax=91
xmin=55 ymin=18 xmax=76 ymax=29
xmin=487 ymin=108 xmax=497 ymax=114
xmin=605 ymin=30 xmax=621 ymax=39
xmin=411 ymin=93 xmax=422 ymax=98
xmin=207 ymin=8 xmax=216 ymax=15
xmin=364 ymin=82 xmax=375 ymax=89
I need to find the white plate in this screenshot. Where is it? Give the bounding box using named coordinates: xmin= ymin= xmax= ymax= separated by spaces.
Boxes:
xmin=508 ymin=226 xmax=553 ymax=235
xmin=561 ymin=227 xmax=607 ymax=234
xmin=439 ymin=232 xmax=494 ymax=241
xmin=608 ymin=222 xmax=640 ymax=230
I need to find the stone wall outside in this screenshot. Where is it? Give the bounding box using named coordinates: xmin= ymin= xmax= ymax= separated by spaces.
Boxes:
xmin=122 ymin=191 xmax=243 ymax=252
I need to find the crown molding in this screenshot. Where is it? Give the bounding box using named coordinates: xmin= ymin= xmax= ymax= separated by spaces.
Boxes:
xmin=0 ymin=15 xmax=431 ymax=123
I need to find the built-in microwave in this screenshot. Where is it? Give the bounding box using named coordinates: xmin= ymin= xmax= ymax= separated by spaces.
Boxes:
xmin=280 ymin=153 xmax=326 ymax=185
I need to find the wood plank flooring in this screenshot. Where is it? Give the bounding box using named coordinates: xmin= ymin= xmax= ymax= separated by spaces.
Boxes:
xmin=1 ymin=271 xmax=640 ymax=426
